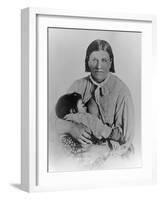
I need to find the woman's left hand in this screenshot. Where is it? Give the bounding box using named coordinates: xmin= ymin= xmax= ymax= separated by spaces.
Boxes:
xmin=78 ymin=130 xmax=93 ymax=145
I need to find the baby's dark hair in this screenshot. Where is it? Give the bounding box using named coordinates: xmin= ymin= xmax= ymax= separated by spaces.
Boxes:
xmin=55 ymin=92 xmax=82 ymax=119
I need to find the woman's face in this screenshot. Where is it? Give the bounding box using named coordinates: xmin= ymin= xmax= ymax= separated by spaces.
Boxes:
xmin=88 ymin=50 xmax=112 ymax=83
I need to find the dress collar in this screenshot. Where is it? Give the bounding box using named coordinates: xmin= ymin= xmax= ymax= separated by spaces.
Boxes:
xmin=89 ymin=72 xmax=111 ymax=98
xmin=89 ymin=72 xmax=111 ymax=89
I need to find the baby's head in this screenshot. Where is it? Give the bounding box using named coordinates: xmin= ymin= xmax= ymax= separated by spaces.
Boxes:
xmin=55 ymin=92 xmax=87 ymax=119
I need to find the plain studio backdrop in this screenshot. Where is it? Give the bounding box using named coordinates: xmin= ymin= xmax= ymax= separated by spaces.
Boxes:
xmin=48 ymin=28 xmax=141 ymax=171
xmin=0 ymin=0 xmax=161 ymax=200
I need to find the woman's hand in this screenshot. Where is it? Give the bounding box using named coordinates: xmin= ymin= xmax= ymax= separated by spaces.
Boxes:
xmin=70 ymin=123 xmax=93 ymax=146
xmin=78 ymin=129 xmax=93 ymax=152
xmin=78 ymin=130 xmax=92 ymax=145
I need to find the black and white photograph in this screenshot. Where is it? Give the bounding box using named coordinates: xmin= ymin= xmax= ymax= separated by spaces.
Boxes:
xmin=48 ymin=27 xmax=141 ymax=172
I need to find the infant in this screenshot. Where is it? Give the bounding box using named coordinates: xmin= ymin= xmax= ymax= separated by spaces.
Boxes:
xmin=55 ymin=92 xmax=112 ymax=154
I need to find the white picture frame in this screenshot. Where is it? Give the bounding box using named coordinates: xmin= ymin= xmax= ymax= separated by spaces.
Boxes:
xmin=21 ymin=7 xmax=157 ymax=192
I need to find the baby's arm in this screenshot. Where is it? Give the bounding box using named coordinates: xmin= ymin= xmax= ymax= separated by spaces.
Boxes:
xmin=64 ymin=113 xmax=112 ymax=140
xmin=87 ymin=114 xmax=112 ymax=139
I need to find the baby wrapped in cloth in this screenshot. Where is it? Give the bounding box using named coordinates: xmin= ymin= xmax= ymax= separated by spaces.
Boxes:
xmin=56 ymin=92 xmax=114 ymax=169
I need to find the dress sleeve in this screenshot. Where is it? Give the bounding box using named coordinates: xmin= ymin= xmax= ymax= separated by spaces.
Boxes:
xmin=67 ymin=79 xmax=84 ymax=95
xmin=65 ymin=113 xmax=111 ymax=138
xmin=110 ymin=88 xmax=135 ymax=150
xmin=55 ymin=117 xmax=74 ymax=134
xmin=55 ymin=117 xmax=87 ymax=139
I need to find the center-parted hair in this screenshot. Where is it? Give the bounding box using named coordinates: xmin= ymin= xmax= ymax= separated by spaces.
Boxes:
xmin=85 ymin=39 xmax=115 ymax=73
xmin=55 ymin=92 xmax=82 ymax=119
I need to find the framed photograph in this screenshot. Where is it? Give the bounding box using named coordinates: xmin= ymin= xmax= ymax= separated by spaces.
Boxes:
xmin=21 ymin=7 xmax=156 ymax=192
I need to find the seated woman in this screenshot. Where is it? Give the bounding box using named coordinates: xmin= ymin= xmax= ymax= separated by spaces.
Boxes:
xmin=55 ymin=39 xmax=135 ymax=158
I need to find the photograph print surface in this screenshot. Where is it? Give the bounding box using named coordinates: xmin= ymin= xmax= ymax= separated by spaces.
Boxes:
xmin=48 ymin=27 xmax=141 ymax=172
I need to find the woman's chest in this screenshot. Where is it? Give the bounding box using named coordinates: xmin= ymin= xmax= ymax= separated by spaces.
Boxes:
xmin=98 ymin=92 xmax=118 ymax=125
xmin=84 ymin=90 xmax=118 ymax=126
